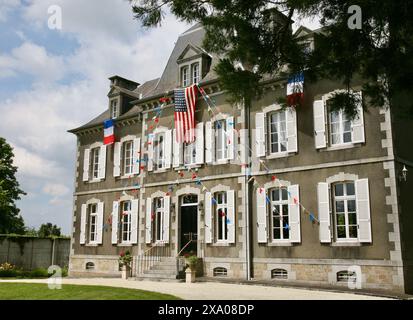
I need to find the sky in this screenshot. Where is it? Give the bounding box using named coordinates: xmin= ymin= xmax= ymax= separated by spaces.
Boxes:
xmin=0 ymin=0 xmax=320 ymax=235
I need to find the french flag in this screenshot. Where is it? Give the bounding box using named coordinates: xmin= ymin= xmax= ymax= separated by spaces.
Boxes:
xmin=287 ymin=72 xmax=304 ymax=107
xmin=103 ymin=119 xmax=115 ymax=145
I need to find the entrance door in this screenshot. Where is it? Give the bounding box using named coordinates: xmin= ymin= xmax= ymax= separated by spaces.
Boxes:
xmin=180 ymin=195 xmax=198 ymax=255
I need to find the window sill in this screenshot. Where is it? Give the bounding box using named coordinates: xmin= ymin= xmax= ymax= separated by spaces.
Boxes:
xmin=331 ymin=242 xmax=361 ymax=247
xmin=153 ymin=169 xmax=168 ymax=174
xmin=85 ymin=243 xmax=99 ymax=247
xmin=320 ymin=143 xmax=361 ymax=152
xmin=210 ymin=242 xmax=232 ymax=247
xmin=118 ymin=243 xmax=133 ymax=247
xmin=88 ymin=179 xmax=104 ymax=184
xmin=213 ymin=159 xmax=231 ymax=165
xmin=265 ymin=152 xmax=292 ymax=160
xmin=174 ymin=164 xmax=202 ymax=171
xmin=120 ymin=175 xmax=136 ymax=180
xmin=267 ymin=242 xmax=294 ymax=247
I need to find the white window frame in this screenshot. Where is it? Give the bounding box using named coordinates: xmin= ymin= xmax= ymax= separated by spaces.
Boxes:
xmin=332 ymin=181 xmax=358 ymax=242
xmin=269 ymin=188 xmax=290 ymax=242
xmin=191 ymin=62 xmax=200 ymax=84
xmin=215 ymin=120 xmax=230 ymax=161
xmin=88 ymin=203 xmax=98 ymax=244
xmin=154 ymin=197 xmax=165 ymax=242
xmin=111 ymin=99 xmax=119 ymax=119
xmin=181 ymin=66 xmax=190 ymax=87
xmin=268 ymin=111 xmax=288 ymax=155
xmin=183 ymin=141 xmax=197 ymax=166
xmin=121 ymin=200 xmax=132 ymax=243
xmin=91 ymin=147 xmax=100 ymax=180
xmin=328 ymin=109 xmax=353 ymax=147
xmin=215 ymin=191 xmax=228 ymax=242
xmin=123 ymin=140 xmax=134 ymax=176
xmin=154 ymin=132 xmax=166 ymax=171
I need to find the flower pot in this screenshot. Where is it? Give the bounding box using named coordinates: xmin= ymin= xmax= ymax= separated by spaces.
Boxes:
xmin=185 ymin=268 xmax=196 ymax=283
xmin=121 ymin=265 xmax=129 ymax=280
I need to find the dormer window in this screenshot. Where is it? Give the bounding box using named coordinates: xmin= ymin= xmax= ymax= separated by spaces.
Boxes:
xmin=181 ymin=66 xmax=190 ymax=87
xmin=191 ymin=63 xmax=200 ymax=84
xmin=111 ymin=99 xmax=119 ymax=119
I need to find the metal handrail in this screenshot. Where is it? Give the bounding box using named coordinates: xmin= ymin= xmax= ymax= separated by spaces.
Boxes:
xmin=136 ymin=240 xmax=169 ymax=275
xmin=176 ymin=239 xmax=194 ymax=257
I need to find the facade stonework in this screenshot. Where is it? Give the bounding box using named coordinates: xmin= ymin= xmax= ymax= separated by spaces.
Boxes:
xmin=68 ymin=25 xmax=413 ymax=295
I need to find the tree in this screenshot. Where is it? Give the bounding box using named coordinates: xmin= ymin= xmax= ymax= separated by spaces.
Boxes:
xmin=37 ymin=223 xmax=61 ymax=238
xmin=0 ymin=137 xmax=26 ymax=234
xmin=129 ymin=0 xmax=413 ymax=118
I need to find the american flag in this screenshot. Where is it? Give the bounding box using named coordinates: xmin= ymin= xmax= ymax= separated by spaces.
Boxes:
xmin=174 ymin=84 xmax=198 ymax=143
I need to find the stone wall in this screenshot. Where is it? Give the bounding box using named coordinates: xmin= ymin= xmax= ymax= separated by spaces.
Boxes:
xmin=0 ymin=236 xmax=70 ymax=270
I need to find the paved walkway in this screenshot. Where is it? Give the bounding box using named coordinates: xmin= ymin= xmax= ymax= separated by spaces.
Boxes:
xmin=0 ymin=278 xmax=393 ymax=300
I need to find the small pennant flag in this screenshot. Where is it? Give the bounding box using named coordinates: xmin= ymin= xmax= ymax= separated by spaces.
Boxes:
xmin=271 ymin=175 xmax=277 ymax=182
xmin=103 ymin=119 xmax=115 ymax=145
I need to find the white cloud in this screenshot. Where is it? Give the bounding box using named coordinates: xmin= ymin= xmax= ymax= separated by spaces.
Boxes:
xmin=42 ymin=183 xmax=70 ymax=197
xmin=0 ymin=0 xmax=20 ymax=22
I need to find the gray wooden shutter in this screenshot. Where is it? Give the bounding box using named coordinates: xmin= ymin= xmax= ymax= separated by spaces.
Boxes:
xmin=205 ymin=121 xmax=215 ymax=163
xmin=96 ymin=202 xmax=104 ymax=244
xmin=163 ymin=196 xmax=170 ymax=243
xmin=317 ymin=182 xmax=331 ymax=243
xmin=356 ymin=178 xmax=372 ymax=243
xmin=131 ymin=199 xmax=139 ymax=244
xmin=286 ymin=108 xmax=298 ymax=153
xmin=172 ymin=129 xmax=183 ymax=168
xmin=255 ymin=113 xmax=266 ymax=157
xmin=195 ymin=122 xmax=204 ymax=164
xmin=98 ymin=145 xmax=106 ymax=180
xmin=111 ymin=201 xmax=119 ymax=244
xmin=205 ymin=192 xmax=213 ymax=243
xmin=226 ymin=117 xmax=235 ymax=160
xmin=113 ymin=143 xmax=121 ymax=177
xmin=145 ymin=198 xmax=152 ymax=244
xmin=256 ymin=188 xmax=268 ymax=243
xmin=227 ymin=190 xmax=235 ymax=244
xmin=351 ymin=92 xmax=365 ymax=144
xmin=313 ymin=100 xmax=327 ymax=149
xmin=132 ymin=138 xmax=141 ymax=175
xmin=82 ymin=149 xmax=90 ymax=181
xmin=164 ymin=130 xmax=172 ymax=169
xmin=288 ymin=184 xmax=301 ymax=243
xmin=80 ymin=204 xmax=87 ymax=244
xmin=147 ymin=134 xmax=154 ymax=171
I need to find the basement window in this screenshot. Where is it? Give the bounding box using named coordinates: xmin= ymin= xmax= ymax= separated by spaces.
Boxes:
xmin=213 ymin=267 xmax=228 ymax=277
xmin=337 ymin=270 xmax=357 ymax=283
xmin=85 ymin=262 xmax=95 ymax=270
xmin=271 ymin=268 xmax=288 ymax=280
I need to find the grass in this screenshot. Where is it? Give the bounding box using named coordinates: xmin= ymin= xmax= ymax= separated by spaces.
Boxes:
xmin=0 ymin=283 xmax=181 ymax=300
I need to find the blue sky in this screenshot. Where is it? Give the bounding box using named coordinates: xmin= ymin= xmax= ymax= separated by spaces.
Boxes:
xmin=0 ymin=0 xmax=190 ymax=235
xmin=0 ymin=0 xmax=320 ymax=235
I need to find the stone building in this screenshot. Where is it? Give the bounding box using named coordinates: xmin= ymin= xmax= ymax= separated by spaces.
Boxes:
xmin=68 ymin=24 xmax=413 ymax=294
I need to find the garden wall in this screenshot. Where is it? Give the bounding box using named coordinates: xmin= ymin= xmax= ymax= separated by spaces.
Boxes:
xmin=0 ymin=236 xmax=70 ymax=270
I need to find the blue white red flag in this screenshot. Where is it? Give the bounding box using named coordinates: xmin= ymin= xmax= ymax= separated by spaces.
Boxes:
xmin=287 ymin=72 xmax=304 ymax=106
xmin=103 ymin=119 xmax=115 ymax=145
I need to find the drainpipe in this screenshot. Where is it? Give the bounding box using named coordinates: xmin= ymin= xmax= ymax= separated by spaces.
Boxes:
xmin=243 ymin=97 xmax=253 ymax=281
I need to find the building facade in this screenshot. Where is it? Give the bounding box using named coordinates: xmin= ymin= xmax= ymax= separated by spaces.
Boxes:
xmin=68 ymin=25 xmax=413 ymax=294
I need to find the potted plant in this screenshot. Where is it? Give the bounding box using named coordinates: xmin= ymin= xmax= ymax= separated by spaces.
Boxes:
xmin=118 ymin=250 xmax=132 ymax=280
xmin=184 ymin=254 xmax=198 ymax=283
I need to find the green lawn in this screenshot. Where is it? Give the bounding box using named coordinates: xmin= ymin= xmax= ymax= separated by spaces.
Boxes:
xmin=0 ymin=283 xmax=181 ymax=300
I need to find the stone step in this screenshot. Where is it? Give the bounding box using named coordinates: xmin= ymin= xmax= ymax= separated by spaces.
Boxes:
xmin=151 ymin=264 xmax=177 ymax=271
xmin=144 ymin=269 xmax=177 ymax=275
xmin=134 ymin=276 xmax=184 ymax=283
xmin=135 ymin=273 xmax=179 ymax=280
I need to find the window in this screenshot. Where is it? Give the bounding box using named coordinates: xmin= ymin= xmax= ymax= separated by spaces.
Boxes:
xmin=91 ymin=147 xmax=100 ymax=179
xmin=215 ymin=120 xmax=229 ymax=161
xmin=123 ymin=141 xmax=134 ymax=175
xmin=271 ymin=268 xmax=288 ymax=279
xmin=181 ymin=66 xmax=190 ymax=87
xmin=88 ymin=203 xmax=98 ymax=243
xmin=85 ymin=262 xmax=95 ymax=270
xmin=111 ymin=100 xmax=118 ymax=119
xmin=268 ymin=111 xmax=287 ymax=154
xmin=333 ymin=182 xmax=358 ymax=240
xmin=191 ymin=63 xmax=200 ymax=84
xmin=337 ymin=270 xmax=357 ymax=283
xmin=270 ymin=188 xmax=290 ymax=241
xmin=154 ymin=133 xmax=165 ymax=170
xmin=121 ymin=201 xmax=132 ymax=243
xmin=213 ymin=267 xmax=227 ymax=277
xmin=184 ymin=141 xmax=196 ymax=165
xmin=329 ymin=109 xmax=352 ymax=146
xmin=215 ymin=192 xmax=228 ymax=242
xmin=154 ymin=197 xmax=165 ymax=242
